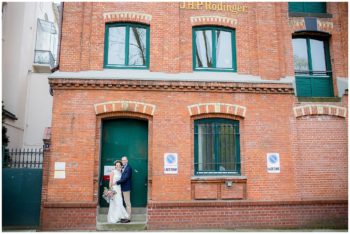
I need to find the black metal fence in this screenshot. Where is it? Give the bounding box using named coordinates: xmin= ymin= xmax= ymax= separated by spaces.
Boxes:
xmin=2 ymin=148 xmax=43 ymax=168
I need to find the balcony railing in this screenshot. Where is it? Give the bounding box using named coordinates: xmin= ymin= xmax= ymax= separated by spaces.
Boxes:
xmin=295 ymin=70 xmax=332 ymax=77
xmin=34 ymin=50 xmax=55 ymax=68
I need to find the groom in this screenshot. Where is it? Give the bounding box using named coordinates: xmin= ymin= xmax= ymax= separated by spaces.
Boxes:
xmin=116 ymin=156 xmax=132 ymax=223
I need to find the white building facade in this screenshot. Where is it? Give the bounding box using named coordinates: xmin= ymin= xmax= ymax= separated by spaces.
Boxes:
xmin=2 ymin=2 xmax=59 ymax=148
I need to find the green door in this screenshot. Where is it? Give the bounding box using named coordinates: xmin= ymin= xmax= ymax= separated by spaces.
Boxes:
xmin=100 ymin=118 xmax=148 ymax=207
xmin=3 ymin=168 xmax=42 ymax=227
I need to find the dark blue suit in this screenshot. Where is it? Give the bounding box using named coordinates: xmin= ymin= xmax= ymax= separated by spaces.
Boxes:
xmin=116 ymin=164 xmax=132 ymax=191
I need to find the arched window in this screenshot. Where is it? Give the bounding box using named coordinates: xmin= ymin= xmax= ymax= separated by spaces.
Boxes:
xmin=104 ymin=23 xmax=150 ymax=69
xmin=193 ymin=26 xmax=237 ymax=72
xmin=292 ymin=33 xmax=333 ymax=97
xmin=194 ymin=118 xmax=240 ymax=175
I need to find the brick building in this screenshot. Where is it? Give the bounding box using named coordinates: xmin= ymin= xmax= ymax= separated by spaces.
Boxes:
xmin=41 ymin=2 xmax=348 ymax=230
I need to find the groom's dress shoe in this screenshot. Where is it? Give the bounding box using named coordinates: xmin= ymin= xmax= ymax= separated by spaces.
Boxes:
xmin=121 ymin=219 xmax=130 ymax=223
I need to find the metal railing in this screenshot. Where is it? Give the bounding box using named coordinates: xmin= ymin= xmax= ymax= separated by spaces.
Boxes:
xmin=34 ymin=50 xmax=55 ymax=68
xmin=2 ymin=148 xmax=43 ymax=169
xmin=295 ymin=70 xmax=332 ymax=77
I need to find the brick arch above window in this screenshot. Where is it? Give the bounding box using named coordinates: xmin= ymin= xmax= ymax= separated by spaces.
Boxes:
xmin=94 ymin=101 xmax=156 ymax=116
xmin=103 ymin=12 xmax=152 ymax=24
xmin=190 ymin=15 xmax=238 ymax=28
xmin=288 ymin=18 xmax=334 ymax=34
xmin=293 ymin=104 xmax=347 ymax=118
xmin=187 ymin=103 xmax=246 ymax=118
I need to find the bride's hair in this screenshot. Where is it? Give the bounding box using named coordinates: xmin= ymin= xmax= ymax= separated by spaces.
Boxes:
xmin=114 ymin=160 xmax=123 ymax=166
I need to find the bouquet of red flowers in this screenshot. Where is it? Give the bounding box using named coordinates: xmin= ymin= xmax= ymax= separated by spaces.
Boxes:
xmin=102 ymin=187 xmax=117 ymax=203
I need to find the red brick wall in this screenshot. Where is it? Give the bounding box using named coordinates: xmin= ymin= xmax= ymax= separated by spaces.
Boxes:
xmin=60 ymin=2 xmax=83 ymax=72
xmin=41 ymin=204 xmax=96 ymax=231
xmin=293 ymin=114 xmax=348 ymax=200
xmin=328 ymin=3 xmax=348 ymax=80
xmin=327 ymin=2 xmax=348 ymax=95
xmin=48 ymin=89 xmax=97 ymax=202
xmin=46 ymin=85 xmax=303 ymax=203
xmin=44 ymin=80 xmax=348 ymax=202
xmin=58 ymin=2 xmax=347 ymax=80
xmin=147 ymin=200 xmax=348 ymax=230
xmin=339 ymin=3 xmax=348 ymax=77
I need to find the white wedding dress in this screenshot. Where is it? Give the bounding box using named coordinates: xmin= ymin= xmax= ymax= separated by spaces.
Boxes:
xmin=107 ymin=170 xmax=129 ymax=223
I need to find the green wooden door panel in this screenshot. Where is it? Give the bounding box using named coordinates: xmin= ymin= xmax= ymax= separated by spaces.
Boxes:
xmin=2 ymin=168 xmax=42 ymax=227
xmin=296 ymin=76 xmax=332 ymax=97
xmin=100 ymin=119 xmax=148 ymax=207
xmin=296 ymin=76 xmax=312 ymax=97
xmin=312 ymin=77 xmax=332 ymax=97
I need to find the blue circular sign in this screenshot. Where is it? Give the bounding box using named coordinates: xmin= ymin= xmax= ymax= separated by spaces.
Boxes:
xmin=166 ymin=154 xmax=176 ymax=164
xmin=268 ymin=154 xmax=278 ymax=164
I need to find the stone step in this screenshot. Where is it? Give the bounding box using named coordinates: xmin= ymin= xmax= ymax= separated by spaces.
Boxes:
xmin=99 ymin=207 xmax=146 ymax=215
xmin=96 ymin=207 xmax=148 ymax=231
xmin=97 ymin=213 xmax=146 ymax=223
xmin=96 ymin=221 xmax=147 ymax=231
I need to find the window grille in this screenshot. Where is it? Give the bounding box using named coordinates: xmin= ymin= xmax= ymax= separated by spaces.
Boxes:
xmin=194 ymin=119 xmax=240 ymax=175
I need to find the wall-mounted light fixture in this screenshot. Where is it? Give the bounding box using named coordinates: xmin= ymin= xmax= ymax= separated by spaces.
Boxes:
xmin=225 ymin=181 xmax=233 ymax=188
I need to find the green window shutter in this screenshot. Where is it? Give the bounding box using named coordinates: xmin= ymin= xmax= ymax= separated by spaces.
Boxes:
xmin=288 ymin=2 xmax=326 ymax=13
xmin=288 ymin=2 xmax=304 ymax=13
xmin=304 ymin=2 xmax=326 ymax=13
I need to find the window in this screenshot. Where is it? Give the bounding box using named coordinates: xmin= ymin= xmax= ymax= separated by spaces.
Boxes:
xmin=292 ymin=35 xmax=333 ymax=97
xmin=193 ymin=26 xmax=237 ymax=72
xmin=194 ymin=118 xmax=240 ymax=175
xmin=104 ymin=23 xmax=150 ymax=69
xmin=288 ymin=2 xmax=327 ymax=14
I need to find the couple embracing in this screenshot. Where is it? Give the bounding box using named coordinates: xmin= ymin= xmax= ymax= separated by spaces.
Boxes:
xmin=107 ymin=156 xmax=132 ymax=223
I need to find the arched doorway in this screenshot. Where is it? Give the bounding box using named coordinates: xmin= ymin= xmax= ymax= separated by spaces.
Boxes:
xmin=99 ymin=118 xmax=148 ymax=207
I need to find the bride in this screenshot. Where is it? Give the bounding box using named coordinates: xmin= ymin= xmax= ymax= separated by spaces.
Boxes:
xmin=107 ymin=160 xmax=129 ymax=223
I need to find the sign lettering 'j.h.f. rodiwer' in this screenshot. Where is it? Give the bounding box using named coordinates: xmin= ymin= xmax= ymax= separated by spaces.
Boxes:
xmin=180 ymin=2 xmax=248 ymax=14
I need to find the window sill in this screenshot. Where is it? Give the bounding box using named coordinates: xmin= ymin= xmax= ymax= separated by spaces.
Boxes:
xmin=191 ymin=175 xmax=247 ymax=182
xmin=297 ymin=97 xmax=341 ymax=103
xmin=289 ymin=12 xmax=332 ymax=18
xmin=104 ymin=65 xmax=149 ymax=70
xmin=194 ymin=69 xmax=236 ymax=73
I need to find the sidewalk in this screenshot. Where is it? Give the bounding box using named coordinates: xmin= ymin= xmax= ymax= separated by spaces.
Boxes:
xmin=2 ymin=228 xmax=348 ymax=232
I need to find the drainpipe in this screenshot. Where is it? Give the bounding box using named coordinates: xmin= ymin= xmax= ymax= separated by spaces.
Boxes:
xmin=51 ymin=2 xmax=63 ymax=73
xmin=50 ymin=2 xmax=63 ymax=96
